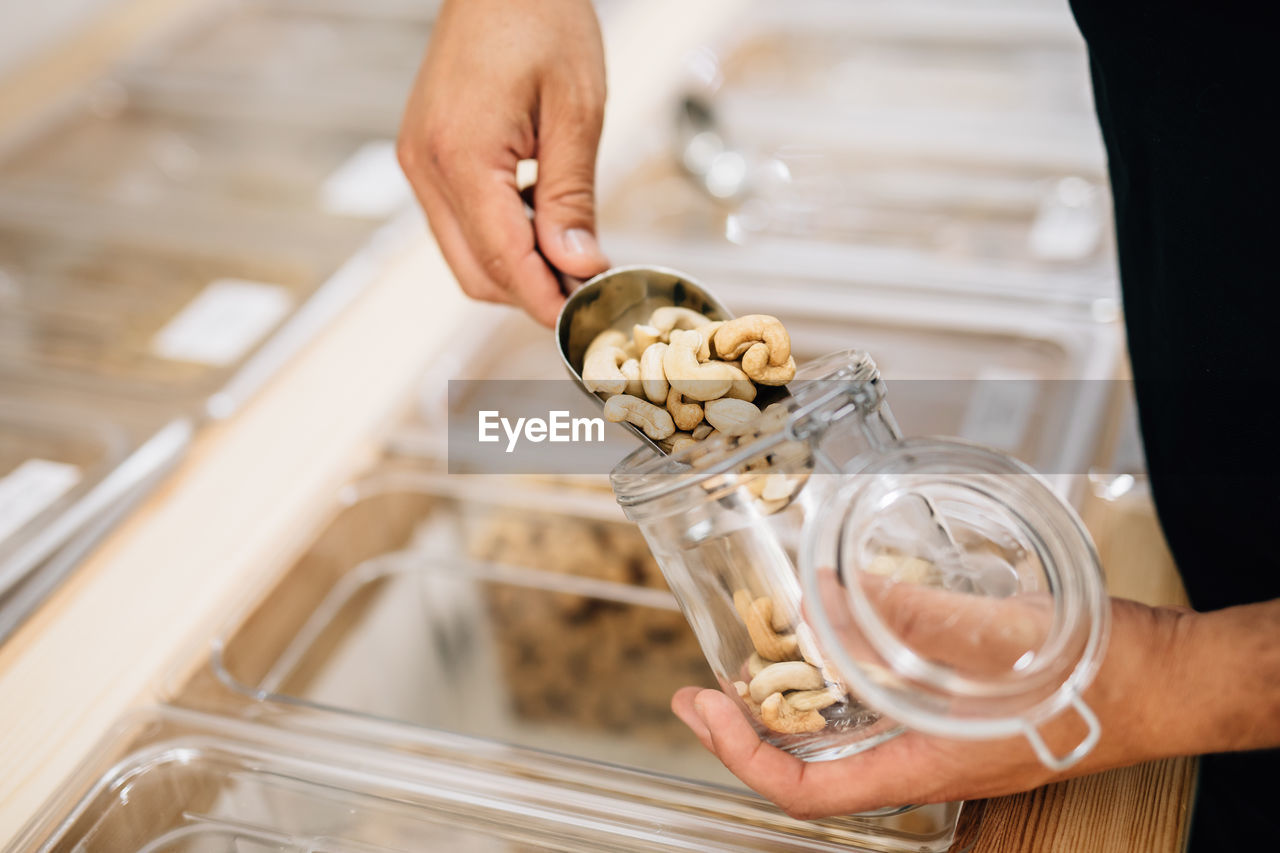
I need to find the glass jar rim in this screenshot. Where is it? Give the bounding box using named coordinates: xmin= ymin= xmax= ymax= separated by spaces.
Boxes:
xmin=611 ymin=349 xmax=881 ymax=511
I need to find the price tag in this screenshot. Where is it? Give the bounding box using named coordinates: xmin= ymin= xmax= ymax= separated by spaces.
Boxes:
xmin=319 ymin=139 xmax=413 ymax=219
xmin=152 ymin=279 xmax=292 ymax=366
xmin=0 ymin=459 xmax=81 ymax=547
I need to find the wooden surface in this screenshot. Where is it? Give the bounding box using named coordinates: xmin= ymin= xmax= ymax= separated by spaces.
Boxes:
xmin=971 ymin=757 xmax=1196 ymax=852
xmin=963 ymin=484 xmax=1197 ymax=852
xmin=0 ymin=0 xmax=1195 ymax=849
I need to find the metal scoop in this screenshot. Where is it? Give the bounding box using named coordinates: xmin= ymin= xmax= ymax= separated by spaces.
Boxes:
xmin=555 ymin=265 xmax=734 ymax=455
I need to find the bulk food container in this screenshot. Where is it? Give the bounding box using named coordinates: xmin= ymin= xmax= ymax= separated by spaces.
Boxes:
xmin=5 ymin=707 xmax=977 ymax=852
xmin=611 ymin=349 xmax=1111 ymax=770
xmin=0 ymin=94 xmax=412 ymax=226
xmin=0 ymin=216 xmax=400 ymax=417
xmin=385 ymin=303 xmax=637 ymax=476
xmin=114 ymin=0 xmax=436 ymax=134
xmin=687 ymin=0 xmax=1104 ymax=178
xmin=168 ymin=466 xmax=969 ymax=851
xmin=559 ymin=260 xmax=1120 ymax=496
xmin=602 ymin=150 xmax=1113 ymax=295
xmin=0 ymin=387 xmax=190 ymax=640
xmin=704 ymin=0 xmax=1094 ymax=118
xmin=388 ymin=296 xmax=1120 ymax=494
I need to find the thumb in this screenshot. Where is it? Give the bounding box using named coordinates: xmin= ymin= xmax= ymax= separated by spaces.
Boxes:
xmin=532 ymin=87 xmax=611 ymax=282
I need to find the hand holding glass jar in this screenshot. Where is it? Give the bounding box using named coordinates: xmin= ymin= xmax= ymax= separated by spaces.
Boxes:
xmin=613 ymin=349 xmax=1280 ymax=817
xmin=670 ymin=594 xmax=1189 ymax=818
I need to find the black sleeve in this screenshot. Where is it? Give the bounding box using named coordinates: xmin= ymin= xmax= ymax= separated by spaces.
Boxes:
xmin=1070 ymin=0 xmax=1279 ymax=611
xmin=1069 ymin=2 xmax=1279 ymax=848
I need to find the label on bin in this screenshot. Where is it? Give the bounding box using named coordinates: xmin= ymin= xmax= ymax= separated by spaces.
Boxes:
xmin=960 ymin=369 xmax=1039 ymax=452
xmin=152 ymin=279 xmax=292 ymax=366
xmin=0 ymin=459 xmax=81 ymax=548
xmin=319 ymin=139 xmax=413 ymax=219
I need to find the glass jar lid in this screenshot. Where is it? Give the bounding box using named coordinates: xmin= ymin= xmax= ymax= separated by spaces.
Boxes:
xmin=800 ymin=438 xmax=1110 ymax=770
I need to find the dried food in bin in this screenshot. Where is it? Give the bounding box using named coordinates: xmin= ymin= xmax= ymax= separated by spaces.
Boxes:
xmin=466 ymin=505 xmax=713 ymax=735
xmin=485 ymin=581 xmax=711 ymax=735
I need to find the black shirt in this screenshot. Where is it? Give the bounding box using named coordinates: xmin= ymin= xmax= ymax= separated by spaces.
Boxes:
xmin=1068 ymin=1 xmax=1278 ymax=848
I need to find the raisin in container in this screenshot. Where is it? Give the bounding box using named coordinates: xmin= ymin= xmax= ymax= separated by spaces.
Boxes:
xmin=611 ymin=349 xmax=1109 ymax=770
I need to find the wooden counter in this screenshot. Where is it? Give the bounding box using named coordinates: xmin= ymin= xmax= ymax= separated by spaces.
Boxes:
xmin=0 ymin=0 xmax=1194 ymax=848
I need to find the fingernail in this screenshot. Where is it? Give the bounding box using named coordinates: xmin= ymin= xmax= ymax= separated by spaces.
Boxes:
xmin=563 ymin=227 xmax=599 ymax=257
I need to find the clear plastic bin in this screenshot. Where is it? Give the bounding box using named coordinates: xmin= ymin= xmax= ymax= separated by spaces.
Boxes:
xmin=385 ymin=304 xmax=638 ymax=479
xmin=709 ymin=0 xmax=1093 ymax=117
xmin=7 ymin=708 xmax=973 ymax=852
xmin=190 ymin=467 xmax=728 ymax=783
xmin=0 ymin=386 xmax=190 ymax=630
xmin=601 ymin=150 xmax=1113 ymax=279
xmin=388 ymin=295 xmax=1120 ymax=495
xmin=127 ymin=1 xmax=433 ymax=100
xmin=533 ymin=260 xmax=1119 ymax=489
xmin=0 ymin=98 xmax=411 ymax=224
xmin=171 ymin=467 xmax=967 ymax=850
xmin=0 ymin=398 xmax=121 ymax=588
xmin=0 ymin=221 xmax=378 ymax=413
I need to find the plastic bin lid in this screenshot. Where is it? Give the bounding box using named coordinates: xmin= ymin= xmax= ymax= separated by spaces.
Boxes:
xmin=9 ymin=707 xmax=971 ymax=852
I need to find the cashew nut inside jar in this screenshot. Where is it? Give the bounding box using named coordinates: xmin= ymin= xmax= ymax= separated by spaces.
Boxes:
xmin=610 ymin=349 xmax=1111 ymax=770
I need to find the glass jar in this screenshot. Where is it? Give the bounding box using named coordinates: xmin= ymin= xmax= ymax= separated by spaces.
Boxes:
xmin=611 ymin=350 xmax=1109 ymax=770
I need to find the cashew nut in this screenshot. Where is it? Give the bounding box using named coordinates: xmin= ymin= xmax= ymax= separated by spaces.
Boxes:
xmin=704 ymin=398 xmax=762 ymax=436
xmin=590 ymin=329 xmax=629 ymax=351
xmin=658 ymin=431 xmax=691 ymax=453
xmin=696 ymin=320 xmax=726 ymax=361
xmin=582 ymin=330 xmax=631 ymax=396
xmin=796 ymin=625 xmax=829 ymax=670
xmin=603 ymin=394 xmax=675 ymax=440
xmin=767 ymin=593 xmax=798 ymax=633
xmin=734 ymin=680 xmax=762 ymax=715
xmin=663 ymin=330 xmax=739 ymax=401
xmin=721 ymin=362 xmax=758 ymax=402
xmin=649 ymin=306 xmax=714 ymax=336
xmin=633 ymin=324 xmax=662 ymax=352
xmin=714 ymin=315 xmax=792 ymax=364
xmin=861 ymin=660 xmax=908 ymax=689
xmin=746 ymin=652 xmax=770 ymax=678
xmin=749 ymin=661 xmax=826 ymax=704
xmin=760 ymin=473 xmax=801 ymax=502
xmin=739 ymin=457 xmax=788 ymax=512
xmin=786 ymin=686 xmax=844 ymax=712
xmin=865 ymin=553 xmax=938 ymax=585
xmin=670 ymin=433 xmax=698 ymax=453
xmin=639 ymin=343 xmax=669 ymax=403
xmin=761 ymin=692 xmax=827 ymax=734
xmin=756 ymin=402 xmax=790 ymax=432
xmin=742 ymin=348 xmax=797 ymax=386
xmin=665 ymin=388 xmax=704 ymax=431
xmin=755 ymin=498 xmax=789 ymax=516
xmin=734 ymin=590 xmax=801 ymax=662
xmin=691 ymin=422 xmax=715 ymax=441
xmin=620 ymin=357 xmax=643 ymax=398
